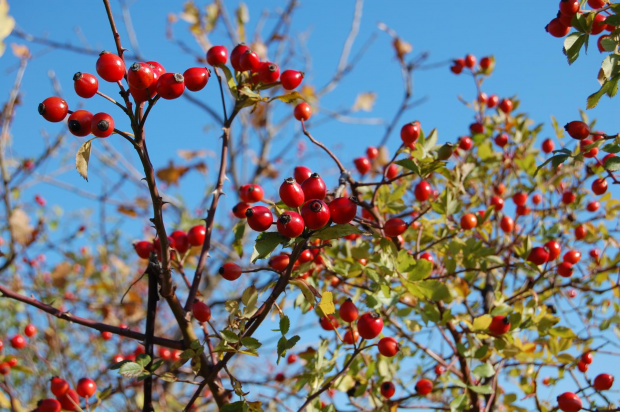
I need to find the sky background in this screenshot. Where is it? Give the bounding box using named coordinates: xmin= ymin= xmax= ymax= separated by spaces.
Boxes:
xmin=1 ymin=0 xmax=618 ymax=409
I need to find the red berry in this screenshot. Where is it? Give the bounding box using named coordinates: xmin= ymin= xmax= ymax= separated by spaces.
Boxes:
xmin=357 ymin=312 xmax=383 ymax=339
xmin=76 ymin=378 xmax=97 ymax=398
xmin=528 ymin=247 xmax=549 ymax=265
xmin=57 ymin=388 xmax=80 ymax=411
xmin=470 ymin=122 xmax=484 ymax=134
xmin=277 ymin=211 xmax=305 ymax=238
xmin=489 ymin=315 xmax=511 ymax=335
xmin=232 ymin=202 xmax=250 ymax=219
xmin=279 ymin=178 xmax=305 ymax=208
xmin=156 ymin=73 xmax=185 ymax=99
xmin=384 ymin=218 xmax=407 ymax=237
xmin=385 ymin=164 xmax=399 ymax=180
xmin=587 ymin=200 xmax=600 ymax=212
xmin=269 ymin=254 xmax=290 ymax=271
xmin=230 ymin=44 xmax=250 ymax=71
xmin=494 ymin=133 xmax=509 ymax=147
xmin=512 ymin=192 xmax=527 ymax=206
xmin=532 ymin=194 xmax=542 ymax=204
xmin=542 ymin=138 xmax=555 ymax=153
xmin=159 ymin=347 xmax=172 ymax=360
xmin=557 ymin=261 xmax=573 ymax=277
xmin=500 ymin=216 xmax=514 ymax=232
xmin=192 ymin=300 xmax=211 ymax=323
xmin=577 ymin=360 xmax=589 ymax=372
xmin=301 ymin=173 xmax=327 ymax=201
xmin=73 ymin=72 xmax=98 ymax=98
xmin=96 ymin=51 xmax=126 ymax=82
xmin=590 ymin=249 xmax=600 ymax=260
xmin=564 ymin=121 xmax=590 ymax=140
xmin=101 ymin=331 xmax=112 ymax=340
xmin=415 ymin=181 xmax=432 ymax=202
xmin=593 ymin=373 xmax=614 ymax=390
xmin=275 ymin=372 xmax=285 ymax=382
xmin=183 ymin=67 xmax=210 ymax=92
xmin=499 ymin=99 xmax=513 ymax=113
xmin=187 ymin=225 xmax=206 ymax=247
xmin=367 ymin=146 xmax=379 ymax=159
xmin=287 ymin=353 xmax=297 ymax=364
xmin=343 ymin=329 xmax=359 ymax=344
xmin=580 ymin=138 xmax=598 ymax=158
xmin=90 ymin=112 xmax=114 ymax=138
xmin=450 ymin=62 xmax=463 ymax=74
xmin=10 ymin=334 xmax=26 ymax=349
xmin=562 ymin=191 xmax=576 ymax=205
xmin=354 ymin=157 xmax=371 ymax=175
xmin=545 ymin=240 xmax=562 ymax=261
xmin=258 ymin=62 xmax=280 ymax=84
xmin=464 ymin=54 xmax=476 ymax=68
xmin=546 ymin=18 xmax=571 ymax=37
xmin=378 ymin=337 xmax=399 ymax=357
xmin=487 ymin=94 xmax=499 ymax=108
xmin=294 ymin=102 xmax=312 ymax=121
xmin=592 ymin=178 xmax=608 ymax=195
xmin=50 ymin=377 xmax=69 ymax=397
xmin=589 ymin=0 xmax=607 ymax=8
xmin=328 ymin=197 xmax=357 ymax=225
xmin=280 ymin=70 xmax=304 ymax=90
xmin=219 ymin=262 xmax=242 ymax=281
xmin=339 ymin=299 xmax=359 ymax=323
xmin=413 ymin=379 xmax=432 ymax=396
xmin=171 ymin=230 xmax=189 ymax=255
xmin=297 ymin=249 xmax=313 ymax=264
xmin=294 ymin=166 xmax=312 ymax=184
xmin=0 ymin=362 xmax=9 ymax=375
xmin=67 ymin=110 xmax=93 ymax=137
xmin=564 ymin=250 xmax=581 ymax=264
xmin=38 ymin=97 xmax=68 ymax=123
xmin=459 ymin=136 xmax=473 ymax=151
xmin=380 ymin=381 xmax=395 ymax=398
xmin=435 ymin=364 xmax=445 ymax=376
xmin=127 ymin=62 xmax=155 ymax=90
xmin=591 ymin=13 xmax=607 ymax=35
xmin=490 ymin=196 xmax=504 ymax=211
xmin=560 ymin=0 xmax=580 ymax=14
xmin=480 ymin=56 xmax=492 ymax=70
xmin=245 ymin=206 xmax=273 ymax=232
xmin=460 ymin=213 xmax=478 ymax=230
xmin=206 ymin=45 xmax=228 ymax=66
xmin=581 ymin=352 xmax=593 ymax=364
xmin=575 ymin=225 xmax=586 ymax=240
xmin=37 ymin=399 xmax=62 ymax=412
xmin=24 ymin=323 xmax=37 ymax=338
xmin=239 ymin=184 xmax=264 ymax=203
xmin=557 ymin=392 xmax=582 ymax=412
xmin=401 ymin=121 xmax=421 ymax=145
xmin=319 ymin=314 xmax=339 ymax=331
xmin=419 ymin=252 xmax=434 ymax=265
xmin=239 ymin=50 xmax=261 ymax=72
xmin=301 ymin=200 xmax=330 ymax=230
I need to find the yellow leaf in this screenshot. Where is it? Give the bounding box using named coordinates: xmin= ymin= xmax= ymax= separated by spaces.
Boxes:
xmin=156 ymin=161 xmax=189 ymax=186
xmin=0 ymin=0 xmax=15 ymax=58
xmin=117 ymin=205 xmax=138 ymax=217
xmin=318 ymin=291 xmax=335 ymax=316
xmin=75 ymin=139 xmax=94 ymax=181
xmin=352 ymin=92 xmax=376 ymax=112
xmin=473 ymin=315 xmax=492 ymax=331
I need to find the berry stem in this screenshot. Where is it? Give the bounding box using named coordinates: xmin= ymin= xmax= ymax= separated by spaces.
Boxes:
xmin=142 ymin=254 xmax=160 ymax=412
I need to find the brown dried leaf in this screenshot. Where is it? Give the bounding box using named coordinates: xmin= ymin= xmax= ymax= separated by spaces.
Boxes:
xmin=75 ymin=139 xmax=93 ymax=181
xmin=156 ymin=161 xmax=189 ymax=186
xmin=117 ymin=205 xmax=138 ymax=217
xmin=51 ymin=262 xmax=72 ymax=288
xmin=193 ymin=162 xmax=207 ymax=174
xmin=352 ymin=92 xmax=376 ymax=112
xmin=9 ymin=209 xmax=33 ymax=245
xmin=10 ymin=43 xmax=29 ymax=59
xmin=177 ymin=149 xmax=210 ymax=161
xmin=393 ymin=37 xmax=412 ymax=62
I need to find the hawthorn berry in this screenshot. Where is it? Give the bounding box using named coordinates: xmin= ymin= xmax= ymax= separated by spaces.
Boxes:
xmin=527 ymin=247 xmax=549 ymax=265
xmin=90 ymin=112 xmax=114 ymax=138
xmin=156 ymin=73 xmax=185 ymax=99
xmin=419 ymin=252 xmax=434 ymax=265
xmin=500 ymin=215 xmax=514 ymax=232
xmin=532 ymin=194 xmax=542 ymax=205
xmin=400 ymin=121 xmax=420 ymax=145
xmin=354 ymin=157 xmax=371 ymax=175
xmin=591 ymin=13 xmax=607 ymax=35
xmin=319 ymin=314 xmax=339 ymax=331
xmin=96 ymin=51 xmax=126 ymax=82
xmin=206 ymin=45 xmax=228 ymax=66
xmin=499 ymin=98 xmax=513 ymax=113
xmin=192 ymin=300 xmax=211 ymax=323
xmin=546 ymin=18 xmax=571 ymax=37
xmin=275 ymin=372 xmax=285 ymax=382
xmin=384 ymin=218 xmax=407 ymax=237
xmin=301 ymin=173 xmax=327 ymax=200
xmin=512 ymin=192 xmax=527 ymax=206
xmin=280 ymin=70 xmax=304 ymax=90
xmin=68 ymin=110 xmax=93 ymax=137
xmin=490 ymin=196 xmax=504 ymax=211
xmin=343 ymin=329 xmax=359 ymax=344
xmin=560 ymin=0 xmax=580 ymax=15
xmin=37 ymin=399 xmax=62 ymax=412
xmin=170 ymin=230 xmax=189 ymax=255
xmin=593 ymin=373 xmax=614 ymax=390
xmin=57 ymin=388 xmax=80 ymax=411
xmin=134 ymin=240 xmax=154 ymax=259
xmin=580 ymin=138 xmax=598 ymax=158
xmin=542 ymin=138 xmax=554 ymax=153
xmin=230 ymin=44 xmax=250 ymax=71
xmin=10 ymin=334 xmax=26 ymax=349
xmin=380 ymin=381 xmax=395 ymax=398
xmin=575 ymin=225 xmax=586 ymax=240
xmin=73 ymin=72 xmax=98 ymax=98
xmin=76 ymin=378 xmax=97 ymax=398
xmin=557 ymin=261 xmax=573 ymax=277
xmin=577 ymin=361 xmax=588 ymax=372
xmin=101 ymin=331 xmax=112 ymax=340
xmin=219 ymin=262 xmax=242 ymax=281
xmin=460 ymin=213 xmax=478 ymax=230
xmin=287 ymin=353 xmax=297 ymax=364
xmin=158 ymin=347 xmax=172 ymax=360
xmin=592 ymin=178 xmax=608 ymax=195
xmin=339 ymin=299 xmax=359 ymax=323
xmin=269 ymin=254 xmax=290 ymax=271
xmin=470 ymin=122 xmax=484 ymax=134
xmin=562 ymin=191 xmax=576 ymax=205
xmin=297 ymin=249 xmax=313 ymax=264
xmin=279 ymin=178 xmax=305 ymax=208
xmin=0 ymin=362 xmax=9 ymax=375
xmin=587 ymin=200 xmax=600 ymax=212
xmin=127 ymin=62 xmax=155 ymax=90
xmin=232 ymin=202 xmax=250 ymax=219
xmin=245 ymin=206 xmax=273 ymax=232
xmin=187 ymin=225 xmax=206 ymax=247
xmin=50 ymin=377 xmax=69 ymax=397
xmin=38 ymin=97 xmax=68 ymax=123
xmin=385 ymin=163 xmax=399 ymax=180
xmin=367 ymin=146 xmax=379 ymax=159
xmin=258 ymin=62 xmax=280 ymax=84
xmin=414 ymin=180 xmax=432 ymax=202
xmin=294 ymin=102 xmax=312 ymax=121
xmin=328 ymin=197 xmax=357 ymax=224
xmin=489 ymin=315 xmax=511 ymax=335
xmin=459 ymin=136 xmax=473 ymax=151
xmin=378 ymin=337 xmax=399 ymax=357
xmin=435 ymin=364 xmax=446 ymax=376
xmin=494 ymin=133 xmax=508 ymax=147
xmin=294 ymin=166 xmax=312 ymax=184
xmin=480 ymin=56 xmax=492 ymax=70
xmin=357 ymin=312 xmax=383 ymax=339
xmin=239 ymin=184 xmax=264 ymax=203
xmin=557 ymin=392 xmax=582 ymax=412
xmin=183 ymin=67 xmax=210 ymax=92
xmin=277 ymin=211 xmax=305 ymax=238
xmin=487 ymin=94 xmax=499 ymax=108
xmin=464 ymin=54 xmax=476 ymax=68
xmin=581 ymin=352 xmax=593 ymax=364
xmin=24 ymin=323 xmax=36 ymax=338
xmin=565 ymin=121 xmax=590 ymax=140
xmin=301 ymin=200 xmax=330 ymax=230
xmin=564 ymin=250 xmax=581 ymax=264
xmin=239 ymin=50 xmax=261 ymax=72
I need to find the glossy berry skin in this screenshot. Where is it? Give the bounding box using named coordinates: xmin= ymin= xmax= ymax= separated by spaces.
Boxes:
xmin=90 ymin=112 xmax=114 ymax=138
xmin=73 ymin=72 xmax=98 ymax=98
xmin=328 ymin=197 xmax=357 ymax=224
xmin=96 ymin=51 xmax=126 ymax=82
xmin=589 ymin=0 xmax=607 ymax=8
xmin=512 ymin=192 xmax=527 ymax=206
xmin=415 ymin=379 xmax=433 ymax=395
xmin=460 ymin=213 xmax=478 ymax=230
xmin=500 ymin=216 xmax=514 ymax=232
xmin=562 ymin=191 xmax=576 ymax=205
xmin=206 ymin=45 xmax=228 ymax=66
xmin=37 ymin=399 xmax=62 ymax=412
xmin=319 ymin=314 xmax=339 ymax=331
xmin=357 ymin=312 xmax=383 ymax=339
xmin=489 ymin=315 xmax=511 ymax=335
xmin=494 ymin=133 xmax=508 ymax=147
xmin=581 ymin=352 xmax=593 ymax=364
xmin=246 ymin=206 xmax=273 ymax=232
xmin=280 ymin=70 xmax=304 ymax=90
xmin=528 ymin=247 xmax=549 ymax=265
xmin=232 ymin=202 xmax=250 ymax=219
xmin=592 ymin=178 xmax=608 ymax=195
xmin=301 ymin=200 xmax=331 ymax=230
xmin=294 ymin=102 xmax=312 ymax=121
xmin=187 ymin=225 xmax=206 ymax=247
xmin=170 ymin=230 xmax=189 ymax=255
xmin=192 ymin=300 xmax=211 ymax=323
xmin=499 ymin=98 xmax=513 ymax=113
xmin=577 ymin=361 xmax=589 ymax=372
xmin=239 ymin=184 xmax=264 ymax=203
xmin=183 ymin=67 xmax=210 ymax=92
xmin=339 ymin=299 xmax=359 ymax=323
xmin=127 ymin=62 xmax=155 ymax=90
xmin=101 ymin=331 xmax=112 ymax=340
xmin=239 ymin=50 xmax=261 ymax=72
xmin=490 ymin=196 xmax=504 ymax=211
xmin=68 ymin=110 xmax=93 ymax=137
xmin=435 ymin=364 xmax=445 ymax=376
xmin=380 ymin=381 xmax=396 ymax=399
xmin=50 ymin=377 xmax=69 ymax=397
xmin=297 ymin=249 xmax=313 ymax=264
xmin=459 ymin=136 xmax=473 ymax=151
xmin=400 ymin=121 xmax=421 ymax=145
xmin=269 ymin=254 xmax=290 ymax=271
xmin=575 ymin=225 xmax=586 ymax=240
xmin=414 ymin=181 xmax=432 ymax=202
xmin=470 ymin=122 xmax=484 ymax=134
xmin=532 ymin=194 xmax=542 ymax=205
xmin=258 ymin=62 xmax=280 ymax=84
xmin=557 ymin=261 xmax=573 ymax=277
xmin=58 ymin=389 xmax=80 ymax=411
xmin=564 ymin=121 xmax=590 ymax=140
xmin=545 ymin=240 xmax=562 ymax=261
xmin=464 ymin=54 xmax=476 ymax=68
xmin=301 ymin=173 xmax=327 ymax=200
xmin=385 ymin=164 xmax=399 ymax=180
xmin=354 ymin=157 xmax=371 ymax=175
xmin=38 ymin=97 xmax=68 ymax=123
xmin=279 ymin=178 xmax=305 ymax=208
xmin=560 ymin=0 xmax=580 ymax=14
xmin=487 ymin=94 xmax=499 ymax=108
xmin=76 ymin=378 xmax=97 ymax=398
xmin=157 ymin=73 xmax=185 ymax=99
xmin=378 ymin=337 xmax=399 ymax=357
xmin=591 ymin=13 xmax=607 ymax=35
xmin=230 ymin=44 xmax=250 ymax=71
xmin=419 ymin=252 xmax=434 ymax=265
xmin=219 ymin=262 xmax=242 ymax=281
xmin=593 ymin=373 xmax=614 ymax=390
xmin=546 ymin=18 xmax=571 ymax=37
xmin=564 ymin=250 xmax=581 ymax=264
xmin=343 ymin=329 xmax=359 ymax=344
xmin=580 ymin=138 xmax=598 ymax=158
xmin=384 ymin=218 xmax=407 ymax=237
xmin=277 ymin=211 xmax=304 ymax=238
xmin=294 ymin=166 xmax=312 ymax=184
xmin=542 ymin=138 xmax=554 ymax=153
xmin=587 ymin=201 xmax=600 ymax=212
xmin=10 ymin=334 xmax=26 ymax=349
xmin=366 ymin=146 xmax=379 ymax=159
xmin=24 ymin=323 xmax=37 ymax=338
xmin=557 ymin=392 xmax=582 ymax=412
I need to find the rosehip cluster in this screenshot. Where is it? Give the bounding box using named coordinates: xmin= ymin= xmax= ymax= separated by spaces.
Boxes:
xmin=352 ymin=145 xmax=399 ymax=179
xmin=450 ymin=54 xmax=493 ymax=75
xmin=36 ymin=376 xmax=97 ymax=412
xmin=133 ymin=225 xmax=206 ymax=261
xmin=546 ymin=0 xmax=613 ymax=48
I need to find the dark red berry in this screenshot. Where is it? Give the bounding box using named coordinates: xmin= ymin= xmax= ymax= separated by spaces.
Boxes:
xmin=183 ymin=67 xmax=210 ymax=92
xmin=239 ymin=50 xmax=261 ymax=72
xmin=384 ymin=218 xmax=407 ymax=237
xmin=68 ymin=110 xmax=93 ymax=137
xmin=459 ymin=136 xmax=473 ymax=151
xmin=170 ymin=230 xmax=189 ymax=255
xmin=557 ymin=261 xmax=573 ymax=277
xmin=57 ymin=388 xmax=80 ymax=411
xmin=546 ymin=18 xmax=571 ymax=38
xmin=239 ymin=184 xmax=264 ymax=203
xmin=319 ymin=314 xmax=339 ymax=330
xmin=464 ymin=54 xmax=476 ymax=68
xmin=269 ymin=254 xmax=290 ymax=271
xmin=301 ymin=173 xmax=326 ymax=200
xmin=380 ymin=381 xmax=395 ymax=398
xmin=230 ymin=44 xmax=249 ymax=71
xmin=277 ymin=211 xmax=305 ymax=238
xmin=10 ymin=334 xmax=26 ymax=349
xmin=557 ymin=392 xmax=582 ymax=412
xmin=542 ymin=138 xmax=554 ymax=153
xmin=527 ymin=247 xmax=549 ymax=265
xmin=378 ymin=337 xmax=399 ymax=357
xmin=279 ymin=178 xmax=305 ymax=208
xmin=560 ymin=0 xmax=580 ymax=15
xmin=328 ymin=197 xmax=357 ymax=225
xmin=134 ymin=241 xmax=153 ymax=259
xmin=232 ymin=202 xmax=250 ymax=219
xmin=487 ymin=94 xmax=499 ymax=108
xmin=499 ymin=99 xmax=513 ymax=113
xmin=219 ymin=262 xmax=242 ymax=281
xmin=339 ymin=299 xmax=359 ymax=323
xmin=415 ymin=181 xmax=432 ymax=202
xmin=192 ymin=300 xmax=212 ymax=323
xmin=415 ymin=379 xmax=433 ymax=395
xmin=246 ymin=206 xmax=273 ymax=232
xmin=354 ymin=157 xmax=371 ymax=175
xmin=90 ymin=112 xmax=114 ymax=138
xmin=357 ymin=312 xmax=383 ymax=339
xmin=73 ymin=72 xmax=98 ymax=98
xmin=564 ymin=121 xmax=590 ymax=140
xmin=96 ymin=51 xmax=126 ymax=82
xmin=301 ymin=200 xmax=330 ymax=230
xmin=294 ymin=166 xmax=312 ymax=184
xmin=592 ymin=178 xmax=608 ymax=195
xmin=24 ymin=323 xmax=37 ymax=338
xmin=494 ymin=133 xmax=509 ymax=147
xmin=37 ymin=399 xmax=62 ymax=412
xmin=127 ymin=62 xmax=155 ymax=90
xmin=593 ymin=373 xmax=614 ymax=391
xmin=38 ymin=97 xmax=68 ymax=123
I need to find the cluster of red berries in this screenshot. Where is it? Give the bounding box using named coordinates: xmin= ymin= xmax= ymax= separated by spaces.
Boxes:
xmin=0 ymin=324 xmax=38 ymax=375
xmin=35 ymin=376 xmax=96 ymax=412
xmin=546 ymin=0 xmax=613 ymax=52
xmin=449 ymin=54 xmax=493 ymax=75
xmin=353 ymin=146 xmax=399 ymax=180
xmin=133 ymin=225 xmax=206 ymax=260
xmin=557 ymin=365 xmax=614 ymax=412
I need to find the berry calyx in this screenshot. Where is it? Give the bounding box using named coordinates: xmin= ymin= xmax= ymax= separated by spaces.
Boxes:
xmin=90 ymin=112 xmax=115 ymax=138
xmin=219 ymin=262 xmax=242 ymax=281
xmin=245 ymin=206 xmax=273 ymax=232
xmin=96 ymin=51 xmax=126 ymax=82
xmin=301 ymin=200 xmax=331 ymax=230
xmin=127 ymin=62 xmax=155 ymax=90
xmin=73 ymin=72 xmax=98 ymax=98
xmin=38 ymin=97 xmax=68 ymax=123
xmin=156 ymin=73 xmax=185 ymax=100
xmin=357 ymin=312 xmax=383 ymax=339
xmin=192 ymin=300 xmax=212 ymax=323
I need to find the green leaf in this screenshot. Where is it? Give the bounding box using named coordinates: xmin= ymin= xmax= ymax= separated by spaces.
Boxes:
xmin=563 ymin=33 xmax=587 ymax=65
xmin=220 ymin=330 xmax=240 ymax=343
xmin=241 ymin=337 xmax=262 ymax=350
xmin=602 ymin=143 xmax=620 ymax=153
xmin=472 ymin=363 xmax=495 ymax=379
xmin=280 ymin=316 xmax=290 ymax=335
xmin=109 ymin=360 xmax=130 ymax=370
xmin=219 ymin=65 xmax=238 ymax=98
xmin=221 ymin=401 xmax=246 ymax=412
xmin=406 ymin=280 xmax=451 ymax=302
xmin=268 ymin=91 xmax=304 ymax=104
xmin=250 ymin=231 xmax=286 ymax=262
xmin=407 ymin=259 xmax=433 ymax=281
xmin=135 ymin=354 xmax=151 ymax=368
xmin=472 ymin=315 xmax=492 ymax=331
xmin=241 ymin=285 xmax=258 ymax=308
xmin=158 ymin=372 xmax=177 ymax=382
xmin=76 ymin=138 xmax=96 ymax=181
xmin=232 ymin=222 xmax=245 ymax=258
xmin=549 ymin=326 xmax=576 ymax=338
xmin=395 ymin=158 xmax=420 ymax=175
xmin=534 ymin=154 xmax=570 ymax=175
xmin=468 ymin=384 xmax=493 ymax=395
xmin=118 ymin=362 xmax=144 ymax=378
xmin=285 ymin=335 xmax=300 ymax=349
xmin=587 ymin=80 xmax=612 ymax=109
xmin=450 ymin=394 xmax=468 ymax=412
xmin=311 ymin=224 xmax=364 ymax=241
xmin=605 ymin=155 xmax=620 ymax=171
